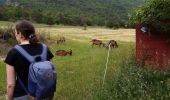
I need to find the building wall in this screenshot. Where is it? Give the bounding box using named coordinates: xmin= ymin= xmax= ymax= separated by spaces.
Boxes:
xmin=136 ymin=24 xmax=170 ymax=68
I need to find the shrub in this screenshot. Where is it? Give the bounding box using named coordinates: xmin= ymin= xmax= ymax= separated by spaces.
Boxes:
xmin=130 ymin=0 xmax=170 ymax=34
xmin=0 ymin=25 xmax=15 ymax=40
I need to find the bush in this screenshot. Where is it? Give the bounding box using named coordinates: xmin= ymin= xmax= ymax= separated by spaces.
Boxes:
xmin=130 ymin=0 xmax=170 ymax=33
xmin=0 ymin=26 xmax=15 ymax=41
xmin=7 ymin=38 xmax=17 ymax=46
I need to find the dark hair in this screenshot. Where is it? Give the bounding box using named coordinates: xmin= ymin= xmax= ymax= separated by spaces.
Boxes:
xmin=15 ymin=20 xmax=39 ymax=44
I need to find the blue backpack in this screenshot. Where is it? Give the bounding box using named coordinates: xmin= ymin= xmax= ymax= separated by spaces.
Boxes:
xmin=14 ymin=43 xmax=57 ymax=99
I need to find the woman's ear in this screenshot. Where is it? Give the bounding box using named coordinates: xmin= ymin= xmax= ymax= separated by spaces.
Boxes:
xmin=15 ymin=30 xmax=20 ymax=36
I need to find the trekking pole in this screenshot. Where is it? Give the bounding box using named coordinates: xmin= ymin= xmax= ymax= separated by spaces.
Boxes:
xmin=102 ymin=43 xmax=111 ymax=87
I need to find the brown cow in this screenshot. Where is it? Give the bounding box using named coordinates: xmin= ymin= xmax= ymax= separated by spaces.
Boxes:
xmin=106 ymin=40 xmax=118 ymax=49
xmin=91 ymin=39 xmax=105 ymax=47
xmin=57 ymin=37 xmax=65 ymax=44
xmin=56 ymin=50 xmax=72 ymax=56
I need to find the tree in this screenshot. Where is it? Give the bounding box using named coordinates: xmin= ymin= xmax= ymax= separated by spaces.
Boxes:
xmin=130 ymin=0 xmax=170 ymax=33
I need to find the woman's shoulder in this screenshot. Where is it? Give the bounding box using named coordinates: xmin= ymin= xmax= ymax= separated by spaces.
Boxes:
xmin=8 ymin=47 xmax=19 ymax=56
xmin=4 ymin=47 xmax=20 ymax=65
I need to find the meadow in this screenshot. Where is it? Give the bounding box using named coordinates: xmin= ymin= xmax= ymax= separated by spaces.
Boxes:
xmin=0 ymin=21 xmax=169 ymax=100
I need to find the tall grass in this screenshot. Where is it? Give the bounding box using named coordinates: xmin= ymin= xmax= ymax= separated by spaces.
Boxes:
xmin=98 ymin=53 xmax=170 ymax=100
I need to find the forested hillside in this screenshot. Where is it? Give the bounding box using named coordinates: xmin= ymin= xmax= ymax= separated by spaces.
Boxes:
xmin=0 ymin=0 xmax=144 ymax=27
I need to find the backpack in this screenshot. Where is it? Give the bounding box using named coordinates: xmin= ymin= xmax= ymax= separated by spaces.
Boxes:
xmin=14 ymin=43 xmax=57 ymax=100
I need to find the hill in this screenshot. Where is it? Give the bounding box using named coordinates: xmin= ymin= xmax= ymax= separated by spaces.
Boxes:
xmin=0 ymin=0 xmax=144 ymax=27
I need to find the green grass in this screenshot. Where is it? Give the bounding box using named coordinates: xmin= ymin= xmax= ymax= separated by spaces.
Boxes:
xmin=48 ymin=40 xmax=134 ymax=100
xmin=0 ymin=61 xmax=6 ymax=96
xmin=0 ymin=39 xmax=134 ymax=100
xmin=0 ymin=38 xmax=134 ymax=100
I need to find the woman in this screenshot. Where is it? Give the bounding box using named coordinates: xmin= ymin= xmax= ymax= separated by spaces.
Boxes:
xmin=4 ymin=20 xmax=54 ymax=100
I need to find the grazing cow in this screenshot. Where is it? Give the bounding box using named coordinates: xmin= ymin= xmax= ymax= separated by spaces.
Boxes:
xmin=106 ymin=40 xmax=118 ymax=49
xmin=91 ymin=39 xmax=105 ymax=47
xmin=56 ymin=50 xmax=72 ymax=56
xmin=57 ymin=37 xmax=65 ymax=44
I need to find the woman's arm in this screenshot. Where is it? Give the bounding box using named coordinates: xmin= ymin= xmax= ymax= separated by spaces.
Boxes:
xmin=6 ymin=64 xmax=16 ymax=100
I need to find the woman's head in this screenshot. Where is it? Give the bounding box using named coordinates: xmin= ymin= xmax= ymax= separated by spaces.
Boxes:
xmin=15 ymin=20 xmax=39 ymax=44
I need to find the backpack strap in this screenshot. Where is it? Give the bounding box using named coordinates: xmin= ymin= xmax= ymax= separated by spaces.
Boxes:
xmin=40 ymin=43 xmax=48 ymax=61
xmin=14 ymin=43 xmax=48 ymax=63
xmin=14 ymin=45 xmax=35 ymax=63
xmin=18 ymin=77 xmax=30 ymax=94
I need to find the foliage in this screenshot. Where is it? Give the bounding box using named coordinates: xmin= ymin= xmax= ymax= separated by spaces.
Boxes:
xmin=99 ymin=54 xmax=170 ymax=100
xmin=0 ymin=0 xmax=144 ymax=27
xmin=130 ymin=0 xmax=170 ymax=33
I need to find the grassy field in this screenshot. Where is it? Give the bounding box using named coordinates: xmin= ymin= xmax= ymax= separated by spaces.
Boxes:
xmin=0 ymin=40 xmax=134 ymax=100
xmin=50 ymin=40 xmax=134 ymax=100
xmin=0 ymin=21 xmax=170 ymax=100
